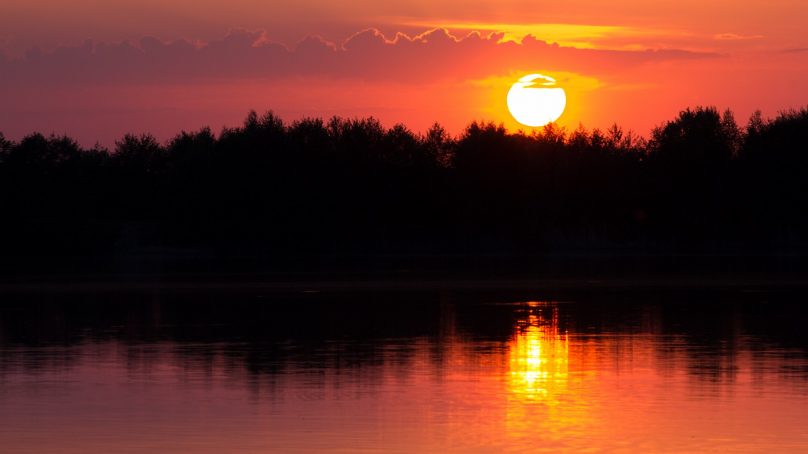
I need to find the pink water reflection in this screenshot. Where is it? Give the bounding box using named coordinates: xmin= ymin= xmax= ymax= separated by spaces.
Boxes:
xmin=1 ymin=301 xmax=807 ymax=452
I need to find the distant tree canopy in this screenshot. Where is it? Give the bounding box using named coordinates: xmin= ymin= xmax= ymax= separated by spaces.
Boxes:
xmin=1 ymin=106 xmax=807 ymax=269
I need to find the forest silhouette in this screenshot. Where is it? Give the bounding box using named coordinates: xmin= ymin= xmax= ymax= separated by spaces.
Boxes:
xmin=1 ymin=106 xmax=807 ymax=272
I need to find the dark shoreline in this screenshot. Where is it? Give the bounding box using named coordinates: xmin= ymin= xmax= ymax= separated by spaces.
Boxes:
xmin=2 ymin=254 xmax=807 ymax=295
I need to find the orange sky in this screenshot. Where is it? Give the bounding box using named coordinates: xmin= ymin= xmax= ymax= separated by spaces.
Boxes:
xmin=1 ymin=0 xmax=806 ymax=145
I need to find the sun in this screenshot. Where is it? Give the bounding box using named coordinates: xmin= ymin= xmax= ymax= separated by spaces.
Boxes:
xmin=507 ymin=74 xmax=567 ymax=127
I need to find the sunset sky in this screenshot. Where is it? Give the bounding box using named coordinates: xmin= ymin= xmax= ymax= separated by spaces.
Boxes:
xmin=2 ymin=0 xmax=806 ymax=145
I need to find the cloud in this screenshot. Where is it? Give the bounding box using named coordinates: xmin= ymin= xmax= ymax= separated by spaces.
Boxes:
xmin=713 ymin=33 xmax=764 ymax=41
xmin=0 ymin=27 xmax=720 ymax=90
xmin=395 ymin=21 xmax=666 ymax=49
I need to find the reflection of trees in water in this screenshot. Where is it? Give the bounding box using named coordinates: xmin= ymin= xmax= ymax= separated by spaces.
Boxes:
xmin=0 ymin=292 xmax=807 ymax=393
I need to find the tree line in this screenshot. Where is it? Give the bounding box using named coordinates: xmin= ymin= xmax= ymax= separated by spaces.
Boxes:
xmin=1 ymin=106 xmax=806 ymax=270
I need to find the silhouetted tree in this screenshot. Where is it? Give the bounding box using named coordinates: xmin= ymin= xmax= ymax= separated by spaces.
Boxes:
xmin=649 ymin=107 xmax=737 ymax=166
xmin=113 ymin=133 xmax=164 ymax=172
xmin=735 ymin=108 xmax=808 ymax=247
xmin=0 ymin=133 xmax=12 ymax=161
xmin=422 ymin=122 xmax=455 ymax=167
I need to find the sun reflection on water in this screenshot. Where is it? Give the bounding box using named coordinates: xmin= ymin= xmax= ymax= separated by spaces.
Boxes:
xmin=504 ymin=301 xmax=594 ymax=446
xmin=508 ymin=302 xmax=569 ymax=402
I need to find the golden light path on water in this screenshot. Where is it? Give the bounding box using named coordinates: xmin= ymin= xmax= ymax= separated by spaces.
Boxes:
xmin=508 ymin=302 xmax=569 ymax=401
xmin=504 ymin=302 xmax=600 ymax=448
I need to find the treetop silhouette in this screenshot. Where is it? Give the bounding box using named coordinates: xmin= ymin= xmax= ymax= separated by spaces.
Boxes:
xmin=0 ymin=106 xmax=806 ymax=270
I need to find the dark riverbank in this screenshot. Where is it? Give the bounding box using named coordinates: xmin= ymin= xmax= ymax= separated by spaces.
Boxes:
xmin=2 ymin=254 xmax=807 ymax=296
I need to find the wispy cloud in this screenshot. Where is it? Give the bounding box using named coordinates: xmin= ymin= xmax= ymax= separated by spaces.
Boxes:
xmin=385 ymin=19 xmax=694 ymax=50
xmin=714 ymin=33 xmax=764 ymax=41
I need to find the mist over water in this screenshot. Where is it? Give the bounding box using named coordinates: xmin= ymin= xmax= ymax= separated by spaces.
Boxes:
xmin=1 ymin=288 xmax=806 ymax=452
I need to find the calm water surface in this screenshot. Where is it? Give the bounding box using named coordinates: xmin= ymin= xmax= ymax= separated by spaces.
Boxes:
xmin=1 ymin=287 xmax=807 ymax=452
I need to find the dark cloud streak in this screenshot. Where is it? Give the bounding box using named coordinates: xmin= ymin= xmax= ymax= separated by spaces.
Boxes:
xmin=0 ymin=28 xmax=721 ymax=90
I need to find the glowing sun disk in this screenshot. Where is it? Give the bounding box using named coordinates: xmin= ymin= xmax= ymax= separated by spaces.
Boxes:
xmin=507 ymin=74 xmax=567 ymax=127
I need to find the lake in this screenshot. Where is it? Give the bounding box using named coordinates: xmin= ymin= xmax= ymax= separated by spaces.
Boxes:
xmin=1 ymin=282 xmax=807 ymax=452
